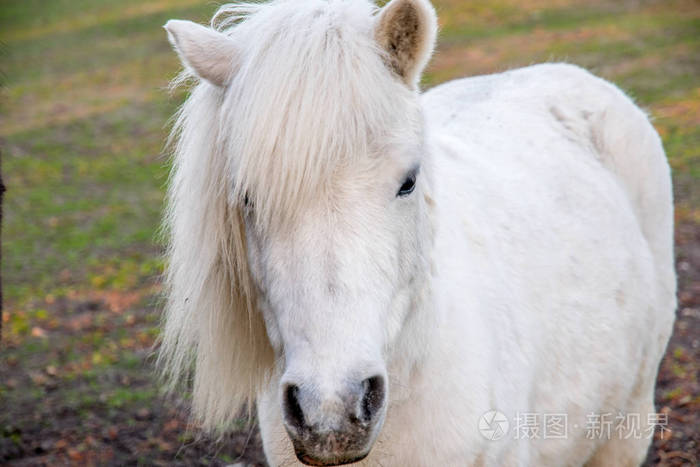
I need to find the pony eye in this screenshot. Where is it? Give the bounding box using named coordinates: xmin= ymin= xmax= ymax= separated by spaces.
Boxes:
xmin=397 ymin=172 xmax=417 ymax=197
xmin=243 ymin=192 xmax=254 ymax=210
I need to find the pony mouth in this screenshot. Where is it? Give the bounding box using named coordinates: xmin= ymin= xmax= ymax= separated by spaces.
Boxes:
xmin=291 ymin=434 xmax=373 ymax=466
xmin=295 ymin=450 xmax=370 ymax=466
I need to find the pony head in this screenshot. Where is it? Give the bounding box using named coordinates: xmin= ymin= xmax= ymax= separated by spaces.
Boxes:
xmin=161 ymin=0 xmax=437 ymax=464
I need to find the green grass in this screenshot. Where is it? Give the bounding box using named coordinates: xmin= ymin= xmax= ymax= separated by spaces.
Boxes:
xmin=105 ymin=387 xmax=157 ymax=409
xmin=2 ymin=0 xmax=698 ymax=306
xmin=0 ymin=0 xmax=209 ymax=302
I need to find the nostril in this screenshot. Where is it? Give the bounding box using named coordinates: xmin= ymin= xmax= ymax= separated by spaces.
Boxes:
xmin=360 ymin=375 xmax=385 ymax=422
xmin=284 ymin=384 xmax=305 ymax=430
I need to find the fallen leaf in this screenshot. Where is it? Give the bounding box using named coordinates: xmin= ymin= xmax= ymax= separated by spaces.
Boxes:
xmin=163 ymin=419 xmax=179 ymax=432
xmin=136 ymin=408 xmax=151 ymax=420
xmin=54 ymin=439 xmax=68 ymax=450
xmin=29 ymin=372 xmax=49 ymax=386
xmin=106 ymin=426 xmax=118 ymax=440
xmin=67 ymin=448 xmax=84 ymax=461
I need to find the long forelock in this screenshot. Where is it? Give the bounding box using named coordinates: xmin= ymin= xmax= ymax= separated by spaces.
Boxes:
xmin=160 ymin=0 xmax=417 ymax=431
xmin=215 ymin=0 xmax=413 ymax=227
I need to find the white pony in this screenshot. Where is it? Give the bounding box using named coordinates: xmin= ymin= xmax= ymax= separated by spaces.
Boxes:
xmin=159 ymin=0 xmax=676 ymax=465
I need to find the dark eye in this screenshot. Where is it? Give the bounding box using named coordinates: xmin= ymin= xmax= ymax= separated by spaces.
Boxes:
xmin=242 ymin=192 xmax=254 ymax=212
xmin=397 ymin=171 xmax=417 ymax=197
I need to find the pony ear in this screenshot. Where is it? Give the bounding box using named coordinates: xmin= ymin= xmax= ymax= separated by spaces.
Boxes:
xmin=164 ymin=19 xmax=239 ymax=87
xmin=374 ymin=0 xmax=437 ymax=88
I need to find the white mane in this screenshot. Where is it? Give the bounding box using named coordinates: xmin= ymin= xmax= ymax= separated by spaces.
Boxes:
xmin=216 ymin=0 xmax=412 ymax=226
xmin=159 ymin=0 xmax=414 ymax=430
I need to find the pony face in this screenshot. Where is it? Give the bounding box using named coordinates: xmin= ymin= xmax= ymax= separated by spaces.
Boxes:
xmin=162 ymin=0 xmax=437 ymax=464
xmin=244 ymin=141 xmax=430 ymax=464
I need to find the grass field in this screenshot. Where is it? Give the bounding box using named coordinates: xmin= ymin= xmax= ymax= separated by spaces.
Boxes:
xmin=1 ymin=0 xmax=698 ymax=465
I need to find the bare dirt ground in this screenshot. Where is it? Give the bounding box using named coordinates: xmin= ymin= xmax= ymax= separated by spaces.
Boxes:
xmin=641 ymin=220 xmax=700 ymax=466
xmin=1 ymin=220 xmax=698 ymax=466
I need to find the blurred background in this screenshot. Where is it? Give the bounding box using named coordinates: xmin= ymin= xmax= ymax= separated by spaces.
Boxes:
xmin=0 ymin=0 xmax=697 ymax=465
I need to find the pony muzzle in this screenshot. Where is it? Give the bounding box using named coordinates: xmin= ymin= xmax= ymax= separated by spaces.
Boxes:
xmin=281 ymin=375 xmax=387 ymax=466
